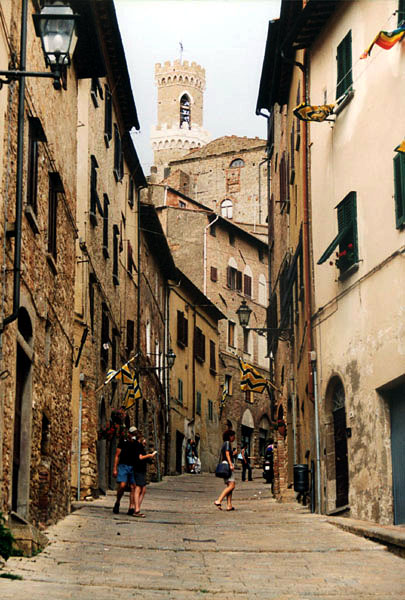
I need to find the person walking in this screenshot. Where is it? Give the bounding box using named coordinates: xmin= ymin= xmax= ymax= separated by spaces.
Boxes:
xmin=186 ymin=438 xmax=194 ymax=473
xmin=133 ymin=431 xmax=157 ymax=518
xmin=241 ymin=442 xmax=252 ymax=482
xmin=214 ymin=429 xmax=237 ymax=511
xmin=112 ymin=426 xmax=138 ymax=515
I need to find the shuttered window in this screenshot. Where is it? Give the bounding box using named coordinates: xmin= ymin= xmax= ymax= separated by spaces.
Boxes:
xmin=317 ymin=191 xmax=358 ymax=273
xmin=393 ymin=153 xmax=405 ymax=228
xmin=244 ymin=274 xmax=252 ymax=297
xmin=178 ymin=379 xmax=183 ymax=405
xmin=196 ymin=391 xmax=202 ymax=415
xmin=112 ymin=224 xmax=119 ymax=285
xmin=398 ymin=0 xmax=405 ymax=25
xmin=227 ymin=266 xmax=242 ymax=291
xmin=210 ymin=266 xmax=218 ymax=282
xmin=209 ymin=340 xmax=216 ymax=373
xmin=177 ymin=311 xmax=188 ymax=347
xmin=194 ymin=327 xmax=205 ymax=362
xmin=336 ymin=30 xmax=352 ymax=99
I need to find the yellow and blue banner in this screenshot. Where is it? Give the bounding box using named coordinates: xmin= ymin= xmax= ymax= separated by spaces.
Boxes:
xmin=239 ymin=357 xmax=268 ymax=394
xmin=293 ymin=102 xmax=335 ymax=122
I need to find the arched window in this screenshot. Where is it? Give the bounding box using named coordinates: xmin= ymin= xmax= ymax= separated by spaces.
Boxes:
xmin=180 ymin=94 xmax=191 ymax=128
xmin=230 ymin=158 xmax=244 ymax=168
xmin=221 ymin=199 xmax=233 ymax=219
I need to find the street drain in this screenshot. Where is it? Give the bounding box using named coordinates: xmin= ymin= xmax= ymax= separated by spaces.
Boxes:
xmin=183 ymin=538 xmax=216 ymax=543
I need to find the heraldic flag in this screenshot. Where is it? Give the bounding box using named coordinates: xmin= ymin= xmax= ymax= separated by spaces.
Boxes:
xmin=361 ymin=26 xmax=405 ymax=59
xmin=395 ymin=140 xmax=405 ymax=153
xmin=104 ymin=360 xmax=134 ymax=386
xmin=293 ymin=102 xmax=335 ymax=122
xmin=239 ymin=357 xmax=267 ymax=393
xmin=220 ymin=383 xmax=228 ymax=411
xmin=123 ymin=372 xmax=142 ymax=410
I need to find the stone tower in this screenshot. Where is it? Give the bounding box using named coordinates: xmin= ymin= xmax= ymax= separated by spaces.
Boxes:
xmin=150 ymin=59 xmax=211 ymax=179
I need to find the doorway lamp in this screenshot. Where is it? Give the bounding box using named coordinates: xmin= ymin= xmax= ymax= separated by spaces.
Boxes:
xmin=236 ymin=299 xmax=291 ymax=340
xmin=0 ymin=1 xmax=79 ymax=91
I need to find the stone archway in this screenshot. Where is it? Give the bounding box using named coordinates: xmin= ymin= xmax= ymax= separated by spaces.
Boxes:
xmin=241 ymin=408 xmax=254 ymax=457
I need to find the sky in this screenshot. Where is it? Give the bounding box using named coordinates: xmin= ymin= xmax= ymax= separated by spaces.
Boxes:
xmin=115 ymin=0 xmax=281 ymax=174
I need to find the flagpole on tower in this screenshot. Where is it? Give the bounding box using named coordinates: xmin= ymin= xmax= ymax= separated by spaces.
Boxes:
xmin=179 ymin=41 xmax=183 ymax=64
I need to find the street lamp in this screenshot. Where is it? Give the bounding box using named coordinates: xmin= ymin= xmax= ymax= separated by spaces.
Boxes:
xmin=166 ymin=348 xmax=176 ymax=369
xmin=236 ymin=299 xmax=252 ymax=328
xmin=33 ymin=1 xmax=79 ymax=86
xmin=0 ymin=1 xmax=79 ymax=91
xmin=236 ymin=299 xmax=291 ymax=340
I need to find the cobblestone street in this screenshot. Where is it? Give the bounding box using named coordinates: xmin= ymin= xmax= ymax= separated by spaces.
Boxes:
xmin=2 ymin=472 xmax=405 ymax=599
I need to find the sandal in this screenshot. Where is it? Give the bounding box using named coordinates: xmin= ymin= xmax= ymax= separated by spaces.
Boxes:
xmin=133 ymin=512 xmax=146 ymax=518
xmin=214 ymin=501 xmax=222 ymax=510
xmin=226 ymin=507 xmax=235 ymax=511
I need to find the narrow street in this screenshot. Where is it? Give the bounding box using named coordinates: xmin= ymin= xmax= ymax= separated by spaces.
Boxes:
xmin=2 ymin=472 xmax=405 ymax=599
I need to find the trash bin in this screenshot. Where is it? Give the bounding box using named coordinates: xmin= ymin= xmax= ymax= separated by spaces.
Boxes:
xmin=293 ymin=464 xmax=309 ymax=493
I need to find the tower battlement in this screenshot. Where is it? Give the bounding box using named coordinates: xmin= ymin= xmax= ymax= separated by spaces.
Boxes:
xmin=155 ymin=59 xmax=206 ymax=90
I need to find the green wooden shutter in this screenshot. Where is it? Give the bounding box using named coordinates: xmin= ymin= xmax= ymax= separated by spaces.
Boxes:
xmin=398 ymin=0 xmax=405 ymax=25
xmin=336 ymin=31 xmax=352 ymax=99
xmin=318 ymin=192 xmax=358 ymax=266
xmin=394 ymin=153 xmax=405 ymax=228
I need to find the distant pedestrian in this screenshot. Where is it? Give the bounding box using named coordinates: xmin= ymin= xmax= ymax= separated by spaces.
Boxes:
xmin=186 ymin=438 xmax=194 ymax=473
xmin=133 ymin=431 xmax=157 ymax=517
xmin=214 ymin=429 xmax=237 ymax=511
xmin=241 ymin=442 xmax=252 ymax=482
xmin=112 ymin=426 xmax=138 ymax=515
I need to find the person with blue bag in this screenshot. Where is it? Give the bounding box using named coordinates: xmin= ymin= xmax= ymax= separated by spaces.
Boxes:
xmin=214 ymin=429 xmax=236 ymax=511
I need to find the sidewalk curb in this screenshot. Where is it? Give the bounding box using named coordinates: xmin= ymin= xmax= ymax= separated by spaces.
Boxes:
xmin=327 ymin=516 xmax=405 ymax=557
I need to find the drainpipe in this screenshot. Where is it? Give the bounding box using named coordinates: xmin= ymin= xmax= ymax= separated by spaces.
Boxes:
xmin=258 ymin=158 xmax=267 ymax=228
xmin=311 ymin=352 xmax=321 ymax=512
xmin=192 ymin=306 xmax=196 ymax=421
xmin=256 ymin=109 xmax=273 ymax=416
xmin=2 ymin=0 xmax=28 ymax=330
xmin=164 ymin=285 xmax=170 ymax=475
xmin=302 ymin=52 xmax=314 ymax=403
xmin=136 ymin=185 xmax=146 ymax=427
xmin=203 ymin=215 xmax=219 ymax=296
xmin=77 ymin=375 xmax=84 ymax=501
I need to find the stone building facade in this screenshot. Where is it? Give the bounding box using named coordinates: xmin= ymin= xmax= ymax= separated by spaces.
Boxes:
xmin=257 ymin=0 xmax=405 ymax=525
xmin=257 ymin=6 xmax=316 ymax=502
xmin=0 ymin=0 xmax=79 ymax=531
xmin=167 ymin=136 xmax=269 ymax=229
xmin=168 ymin=269 xmax=225 ymax=474
xmin=71 ymin=0 xmax=146 ymax=500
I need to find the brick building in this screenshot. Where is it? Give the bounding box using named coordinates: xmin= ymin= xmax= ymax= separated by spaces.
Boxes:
xmin=149 ymin=185 xmax=272 ymax=465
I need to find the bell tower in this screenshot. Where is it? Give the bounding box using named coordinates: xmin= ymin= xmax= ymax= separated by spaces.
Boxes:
xmin=150 ymin=59 xmax=211 ymax=179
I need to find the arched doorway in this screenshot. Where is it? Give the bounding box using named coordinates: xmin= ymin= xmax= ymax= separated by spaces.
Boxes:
xmin=332 ymin=381 xmax=349 ymax=508
xmin=241 ymin=408 xmax=254 ymax=455
xmin=258 ymin=414 xmax=271 ymax=457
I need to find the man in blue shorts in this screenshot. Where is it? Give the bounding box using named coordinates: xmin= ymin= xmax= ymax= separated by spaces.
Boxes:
xmin=112 ymin=426 xmax=137 ymax=515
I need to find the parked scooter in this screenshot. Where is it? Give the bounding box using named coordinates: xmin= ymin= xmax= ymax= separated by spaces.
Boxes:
xmin=263 ymin=442 xmax=274 ymax=492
